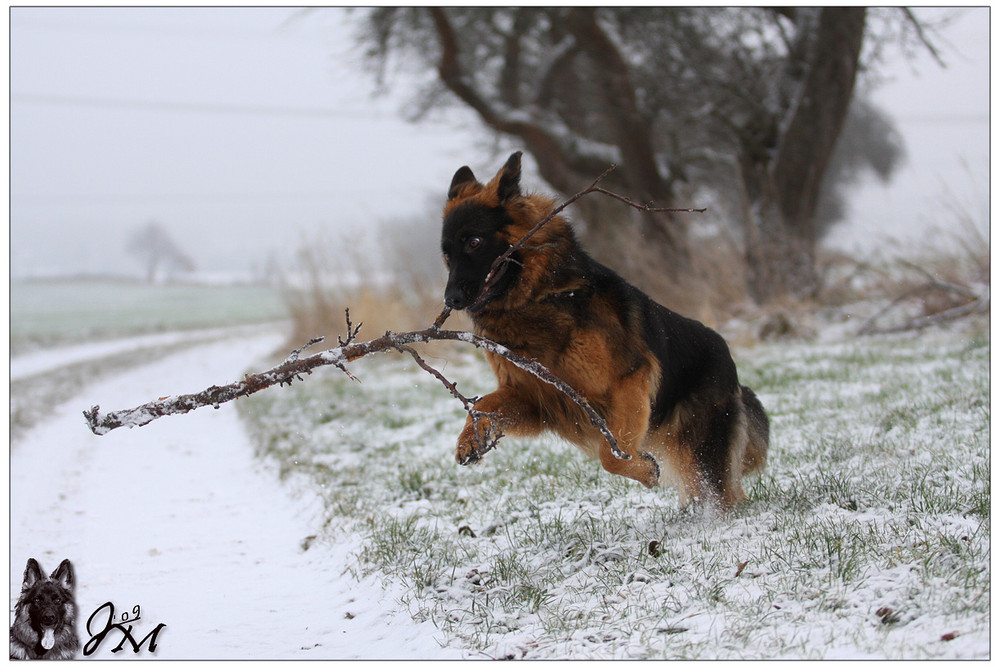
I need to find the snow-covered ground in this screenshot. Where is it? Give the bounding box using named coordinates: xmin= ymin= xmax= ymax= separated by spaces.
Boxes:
xmin=10 ymin=324 xmax=273 ymax=381
xmin=9 ymin=330 xmax=466 ymax=659
xmin=10 ymin=318 xmax=989 ymax=660
xmin=240 ymin=330 xmax=990 ymax=660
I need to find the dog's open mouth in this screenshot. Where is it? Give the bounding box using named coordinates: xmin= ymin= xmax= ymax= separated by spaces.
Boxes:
xmin=467 ymin=259 xmax=512 ymax=314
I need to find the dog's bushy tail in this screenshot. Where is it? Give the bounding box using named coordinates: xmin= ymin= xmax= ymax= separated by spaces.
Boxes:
xmin=740 ymin=386 xmax=769 ymax=475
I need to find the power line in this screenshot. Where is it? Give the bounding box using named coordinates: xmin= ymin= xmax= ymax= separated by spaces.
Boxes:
xmin=11 ymin=11 xmax=303 ymax=41
xmin=10 ymin=92 xmax=395 ymax=120
xmin=893 ymin=113 xmax=989 ymax=124
xmin=10 ymin=191 xmax=375 ymax=205
xmin=13 ymin=93 xmax=985 ymax=126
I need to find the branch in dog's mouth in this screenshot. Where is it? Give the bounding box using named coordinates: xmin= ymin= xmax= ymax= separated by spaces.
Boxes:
xmin=83 ymin=318 xmax=629 ymax=461
xmin=85 ymin=161 xmax=706 ymax=467
xmin=469 ymin=256 xmax=516 ymax=314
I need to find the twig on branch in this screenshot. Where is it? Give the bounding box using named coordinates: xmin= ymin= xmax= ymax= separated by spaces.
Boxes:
xmin=85 ymin=162 xmax=707 ymax=462
xmin=901 ymin=7 xmax=948 ymax=69
xmin=398 ymin=343 xmax=504 ymax=460
xmin=470 ymin=163 xmax=705 ymax=312
xmin=592 ymin=186 xmax=707 ymax=215
xmin=285 ymin=336 xmax=325 ymax=363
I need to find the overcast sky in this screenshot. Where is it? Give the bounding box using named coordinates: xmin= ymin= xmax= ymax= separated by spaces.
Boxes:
xmin=9 ymin=7 xmax=990 ymax=279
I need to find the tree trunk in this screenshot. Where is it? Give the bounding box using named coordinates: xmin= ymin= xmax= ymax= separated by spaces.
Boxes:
xmin=427 ymin=7 xmax=690 ymax=276
xmin=744 ymin=7 xmax=867 ymax=302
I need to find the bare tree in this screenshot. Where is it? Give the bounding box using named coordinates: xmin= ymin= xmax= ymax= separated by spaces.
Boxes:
xmin=126 ymin=220 xmax=196 ymax=283
xmin=737 ymin=7 xmax=867 ymax=301
xmin=355 ymin=7 xmax=940 ymax=302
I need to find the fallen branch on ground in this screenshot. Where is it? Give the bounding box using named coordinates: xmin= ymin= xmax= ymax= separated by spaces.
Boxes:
xmin=858 ymin=259 xmax=989 ymax=335
xmin=83 ymin=163 xmax=704 ymax=461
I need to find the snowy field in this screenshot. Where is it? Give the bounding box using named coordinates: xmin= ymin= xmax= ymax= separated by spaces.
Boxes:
xmin=241 ymin=328 xmax=989 ymax=660
xmin=11 ymin=279 xmax=285 ymax=354
xmin=9 ymin=281 xmax=989 ymax=659
xmin=10 ymin=328 xmax=465 ymax=659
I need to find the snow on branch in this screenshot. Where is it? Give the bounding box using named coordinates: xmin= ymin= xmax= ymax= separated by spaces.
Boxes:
xmin=83 ymin=321 xmax=628 ymax=459
xmin=84 ymin=163 xmax=705 ymax=462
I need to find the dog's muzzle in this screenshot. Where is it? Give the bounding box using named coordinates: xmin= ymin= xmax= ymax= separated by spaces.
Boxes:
xmin=443 ymin=283 xmax=471 ymax=311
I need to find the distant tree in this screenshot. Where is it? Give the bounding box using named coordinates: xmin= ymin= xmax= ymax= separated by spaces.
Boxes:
xmin=815 ymin=98 xmax=906 ymax=232
xmin=356 ymin=7 xmax=942 ymax=302
xmin=126 ymin=220 xmax=195 ymax=283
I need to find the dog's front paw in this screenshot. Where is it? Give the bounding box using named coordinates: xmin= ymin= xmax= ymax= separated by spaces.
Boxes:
xmin=456 ymin=438 xmax=481 ymax=465
xmin=455 ymin=413 xmax=502 ymax=465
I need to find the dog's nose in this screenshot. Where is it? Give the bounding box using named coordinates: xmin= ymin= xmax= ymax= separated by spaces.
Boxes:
xmin=444 ymin=284 xmax=467 ymax=311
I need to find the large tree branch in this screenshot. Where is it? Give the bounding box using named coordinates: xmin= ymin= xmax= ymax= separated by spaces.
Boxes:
xmin=83 ymin=323 xmax=631 ymax=459
xmin=427 ymin=7 xmax=620 ymax=191
xmin=563 ymin=8 xmax=672 ymax=200
xmin=84 ymin=164 xmax=704 ymax=464
xmin=857 ymin=258 xmax=988 ymax=335
xmin=532 ymin=34 xmax=580 ymax=109
xmin=498 ymin=9 xmax=532 ymax=107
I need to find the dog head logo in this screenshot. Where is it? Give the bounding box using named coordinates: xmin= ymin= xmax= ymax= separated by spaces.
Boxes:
xmin=10 ymin=558 xmax=80 ymax=660
xmin=441 ymin=151 xmax=574 ymax=314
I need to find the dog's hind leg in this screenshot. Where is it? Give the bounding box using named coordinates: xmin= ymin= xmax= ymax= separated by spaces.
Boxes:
xmin=740 ymin=385 xmax=770 ymax=475
xmin=594 ymin=374 xmax=661 ymax=488
xmin=693 ymin=392 xmax=755 ymax=509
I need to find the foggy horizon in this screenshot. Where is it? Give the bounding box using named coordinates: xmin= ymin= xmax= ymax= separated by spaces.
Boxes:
xmin=10 ymin=7 xmax=990 ymax=282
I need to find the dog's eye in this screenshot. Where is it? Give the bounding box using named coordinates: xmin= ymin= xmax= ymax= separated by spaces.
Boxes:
xmin=465 ymin=236 xmax=482 ymax=252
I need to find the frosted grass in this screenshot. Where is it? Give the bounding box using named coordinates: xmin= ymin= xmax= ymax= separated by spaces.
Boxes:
xmin=240 ymin=331 xmax=989 ymax=659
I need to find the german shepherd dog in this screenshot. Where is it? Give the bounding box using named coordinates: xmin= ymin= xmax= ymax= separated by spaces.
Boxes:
xmin=441 ymin=152 xmax=769 ymax=509
xmin=10 ymin=559 xmax=80 ymax=660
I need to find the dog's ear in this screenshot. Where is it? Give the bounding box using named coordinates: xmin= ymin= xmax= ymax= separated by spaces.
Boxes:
xmin=496 ymin=151 xmax=523 ymax=204
xmin=448 ymin=166 xmax=477 ymax=200
xmin=51 ymin=559 xmax=75 ymax=591
xmin=22 ymin=558 xmax=43 ymax=591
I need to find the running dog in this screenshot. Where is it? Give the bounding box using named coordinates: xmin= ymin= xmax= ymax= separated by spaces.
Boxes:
xmin=441 ymin=152 xmax=769 ymax=508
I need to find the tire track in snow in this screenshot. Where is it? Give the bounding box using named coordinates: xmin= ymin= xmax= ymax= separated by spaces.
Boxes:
xmin=10 ymin=332 xmax=465 ymax=659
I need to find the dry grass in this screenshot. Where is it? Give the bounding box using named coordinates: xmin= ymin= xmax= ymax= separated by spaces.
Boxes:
xmin=281 ymin=188 xmax=987 ymax=348
xmin=281 ymin=214 xmax=451 ymax=347
xmin=281 ymin=220 xmax=751 ymax=347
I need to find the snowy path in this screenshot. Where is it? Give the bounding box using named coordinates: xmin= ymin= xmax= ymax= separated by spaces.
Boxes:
xmin=10 ymin=331 xmax=466 ymax=659
xmin=10 ymin=323 xmax=277 ymax=381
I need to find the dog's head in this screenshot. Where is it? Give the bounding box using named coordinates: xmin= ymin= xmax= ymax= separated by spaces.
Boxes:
xmin=440 ymin=151 xmax=527 ymax=314
xmin=18 ymin=558 xmax=77 ymax=651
